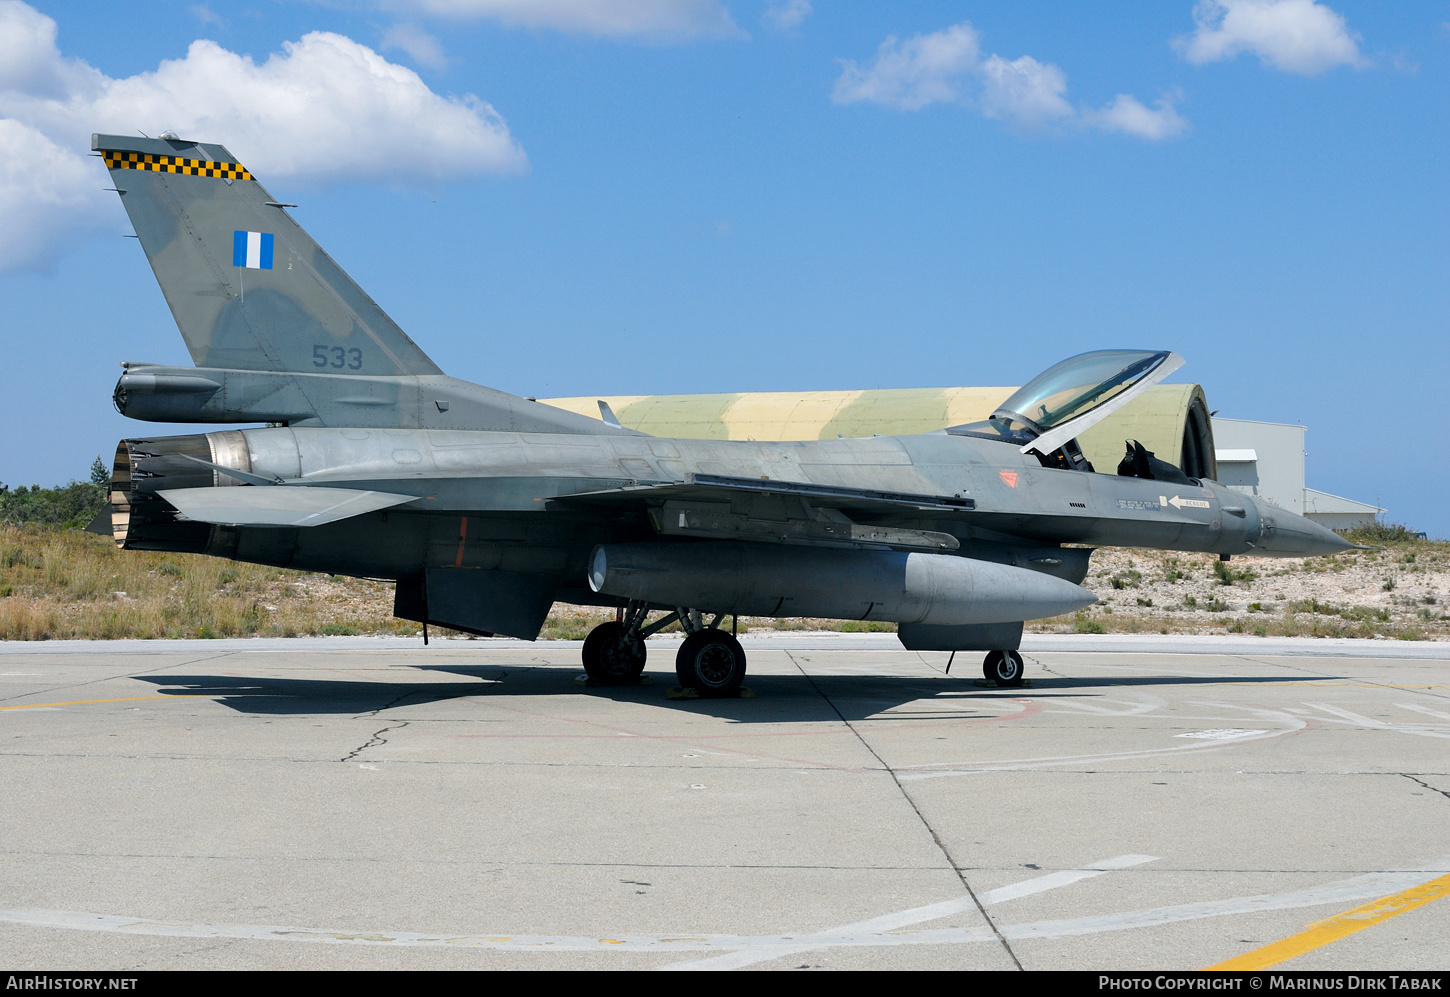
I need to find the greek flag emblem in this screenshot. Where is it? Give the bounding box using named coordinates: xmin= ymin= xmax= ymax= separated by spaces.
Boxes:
xmin=233 ymin=230 xmax=274 ymax=270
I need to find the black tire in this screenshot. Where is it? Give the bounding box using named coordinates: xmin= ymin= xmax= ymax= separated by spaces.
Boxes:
xmin=982 ymin=650 xmax=1002 ymax=682
xmin=982 ymin=649 xmax=1024 ymax=687
xmin=582 ymin=621 xmax=646 ymax=684
xmin=675 ymin=630 xmax=747 ymax=697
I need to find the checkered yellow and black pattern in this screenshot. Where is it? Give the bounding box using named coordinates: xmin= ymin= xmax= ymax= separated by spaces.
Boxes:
xmin=102 ymin=150 xmax=253 ymax=181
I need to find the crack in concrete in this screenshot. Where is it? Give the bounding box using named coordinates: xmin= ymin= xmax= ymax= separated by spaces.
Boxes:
xmin=1401 ymin=773 xmax=1450 ymax=804
xmin=341 ymin=721 xmax=410 ymax=763
xmin=352 ymin=687 xmax=425 ymax=720
xmin=784 ymin=650 xmax=1024 ymax=971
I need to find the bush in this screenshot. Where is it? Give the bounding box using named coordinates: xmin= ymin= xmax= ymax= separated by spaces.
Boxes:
xmin=1342 ymin=521 xmax=1420 ymax=545
xmin=0 ymin=479 xmax=107 ymax=530
xmin=1213 ymin=559 xmax=1258 ymax=586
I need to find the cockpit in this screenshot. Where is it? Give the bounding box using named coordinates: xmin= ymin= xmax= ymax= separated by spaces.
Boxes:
xmin=947 ymin=350 xmax=1191 ymax=475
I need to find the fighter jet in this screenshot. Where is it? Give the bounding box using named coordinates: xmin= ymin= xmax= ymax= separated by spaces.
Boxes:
xmin=94 ymin=133 xmax=1350 ymax=692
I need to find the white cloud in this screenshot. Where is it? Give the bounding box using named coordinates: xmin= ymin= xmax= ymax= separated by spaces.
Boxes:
xmin=978 ymin=54 xmax=1072 ymax=127
xmin=762 ymin=0 xmax=811 ymax=31
xmin=834 ymin=21 xmax=1186 ymax=140
xmin=381 ymin=22 xmax=449 ymax=70
xmin=189 ymin=4 xmax=226 ymax=29
xmin=0 ymin=1 xmax=525 ymax=272
xmin=1174 ymin=0 xmax=1364 ymax=75
xmin=1082 ymin=92 xmax=1188 ymax=140
xmin=0 ymin=1 xmax=94 ymax=98
xmin=386 ymin=0 xmax=741 ymax=39
xmin=832 ymin=22 xmax=981 ymax=111
xmin=0 ymin=118 xmax=106 ymax=273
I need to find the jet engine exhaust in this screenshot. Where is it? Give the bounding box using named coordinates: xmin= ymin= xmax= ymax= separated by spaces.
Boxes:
xmin=588 ymin=541 xmax=1097 ymax=625
xmin=108 ymin=430 xmax=253 ymax=553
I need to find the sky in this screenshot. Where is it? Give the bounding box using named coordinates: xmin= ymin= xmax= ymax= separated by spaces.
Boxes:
xmin=0 ymin=1 xmax=1445 ymax=534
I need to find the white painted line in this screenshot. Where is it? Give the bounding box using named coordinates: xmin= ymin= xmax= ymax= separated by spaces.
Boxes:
xmin=898 ymin=703 xmax=1305 ymax=780
xmin=665 ymin=854 xmax=1157 ymax=971
xmin=1307 ymin=703 xmax=1450 ymax=740
xmin=0 ymin=909 xmax=738 ymax=952
xmin=897 ymin=735 xmax=1285 ymax=780
xmin=1044 ymin=694 xmax=1167 ymax=717
xmin=1396 ymin=703 xmax=1450 ymax=723
xmin=1 ymin=861 xmax=1446 ymax=965
xmin=982 ymin=854 xmax=1158 ymax=906
xmin=999 ymin=865 xmax=1450 ymax=942
xmin=1307 ymin=703 xmax=1388 ymax=728
xmin=1176 ymin=729 xmax=1262 ymax=740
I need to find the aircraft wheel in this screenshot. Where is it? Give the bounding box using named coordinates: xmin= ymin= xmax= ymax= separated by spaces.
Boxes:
xmin=582 ymin=621 xmax=646 ymax=684
xmin=982 ymin=649 xmax=1025 ymax=687
xmin=676 ymin=629 xmax=747 ymax=697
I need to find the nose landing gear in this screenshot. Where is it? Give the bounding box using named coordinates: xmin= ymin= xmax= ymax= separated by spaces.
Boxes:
xmin=983 ymin=649 xmax=1025 ymax=687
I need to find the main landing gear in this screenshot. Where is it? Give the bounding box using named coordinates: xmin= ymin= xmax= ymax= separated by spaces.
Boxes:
xmin=982 ymin=649 xmax=1026 ymax=687
xmin=582 ymin=602 xmax=747 ymax=696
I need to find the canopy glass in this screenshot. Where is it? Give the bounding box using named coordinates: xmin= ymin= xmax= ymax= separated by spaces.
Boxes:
xmin=993 ymin=350 xmax=1173 ymax=432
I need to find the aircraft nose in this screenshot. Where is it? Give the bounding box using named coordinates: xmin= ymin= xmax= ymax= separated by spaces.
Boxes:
xmin=1251 ymin=498 xmax=1354 ymax=557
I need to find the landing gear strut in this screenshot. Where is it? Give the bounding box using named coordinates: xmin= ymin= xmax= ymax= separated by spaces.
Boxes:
xmin=581 ymin=619 xmax=646 ymax=684
xmin=982 ymin=649 xmax=1025 ymax=687
xmin=581 ymin=603 xmax=747 ymax=695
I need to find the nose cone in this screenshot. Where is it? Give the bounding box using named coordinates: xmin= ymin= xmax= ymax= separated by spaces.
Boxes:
xmin=1252 ymin=499 xmax=1354 ymax=557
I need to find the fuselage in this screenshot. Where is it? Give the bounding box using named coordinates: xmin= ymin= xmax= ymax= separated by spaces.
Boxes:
xmin=113 ymin=424 xmax=1347 ymax=610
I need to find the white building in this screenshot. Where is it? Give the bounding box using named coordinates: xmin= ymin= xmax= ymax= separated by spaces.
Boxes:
xmin=1211 ymin=417 xmax=1382 ymax=530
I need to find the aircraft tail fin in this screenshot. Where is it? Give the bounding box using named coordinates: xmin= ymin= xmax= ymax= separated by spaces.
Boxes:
xmin=93 ymin=133 xmax=441 ymax=377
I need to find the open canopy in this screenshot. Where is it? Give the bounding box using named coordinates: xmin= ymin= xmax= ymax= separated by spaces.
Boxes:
xmin=949 ymin=349 xmax=1184 ymax=461
xmin=995 ymin=350 xmax=1175 ymax=431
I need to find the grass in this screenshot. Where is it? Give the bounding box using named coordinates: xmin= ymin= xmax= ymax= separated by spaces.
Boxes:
xmin=1039 ymin=603 xmax=1435 ymax=641
xmin=0 ymin=525 xmax=900 ymax=641
xmin=0 ymin=525 xmax=415 ymax=640
xmin=1213 ymin=559 xmax=1258 ymax=586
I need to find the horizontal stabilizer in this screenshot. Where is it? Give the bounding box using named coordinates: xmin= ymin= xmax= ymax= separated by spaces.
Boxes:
xmin=157 ymin=485 xmax=416 ymax=527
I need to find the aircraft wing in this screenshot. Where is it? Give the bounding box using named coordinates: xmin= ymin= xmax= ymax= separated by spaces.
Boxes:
xmin=552 ymin=473 xmax=970 ymax=551
xmin=556 ymin=473 xmax=974 ymax=513
xmin=157 ymin=485 xmax=418 ymax=527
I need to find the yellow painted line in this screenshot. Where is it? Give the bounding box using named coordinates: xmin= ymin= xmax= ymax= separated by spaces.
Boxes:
xmin=0 ymin=694 xmax=212 ymax=711
xmin=1208 ymin=872 xmax=1450 ymax=970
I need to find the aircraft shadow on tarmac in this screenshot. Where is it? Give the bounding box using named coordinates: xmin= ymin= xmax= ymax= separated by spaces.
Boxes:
xmin=132 ymin=663 xmax=1323 ymax=723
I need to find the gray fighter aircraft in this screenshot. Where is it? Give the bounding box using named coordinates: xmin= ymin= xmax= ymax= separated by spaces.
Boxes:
xmin=94 ymin=133 xmax=1350 ymax=692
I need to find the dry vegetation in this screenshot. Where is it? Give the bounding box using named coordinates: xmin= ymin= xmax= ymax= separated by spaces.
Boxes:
xmin=1 ymin=523 xmax=1444 ymax=642
xmin=0 ymin=525 xmax=891 ymax=641
xmin=1036 ymin=524 xmax=1450 ymax=641
xmin=0 ymin=525 xmax=413 ymax=640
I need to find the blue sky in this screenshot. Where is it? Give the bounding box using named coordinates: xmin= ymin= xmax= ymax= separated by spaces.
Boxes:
xmin=1 ymin=1 xmax=1446 ymax=534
